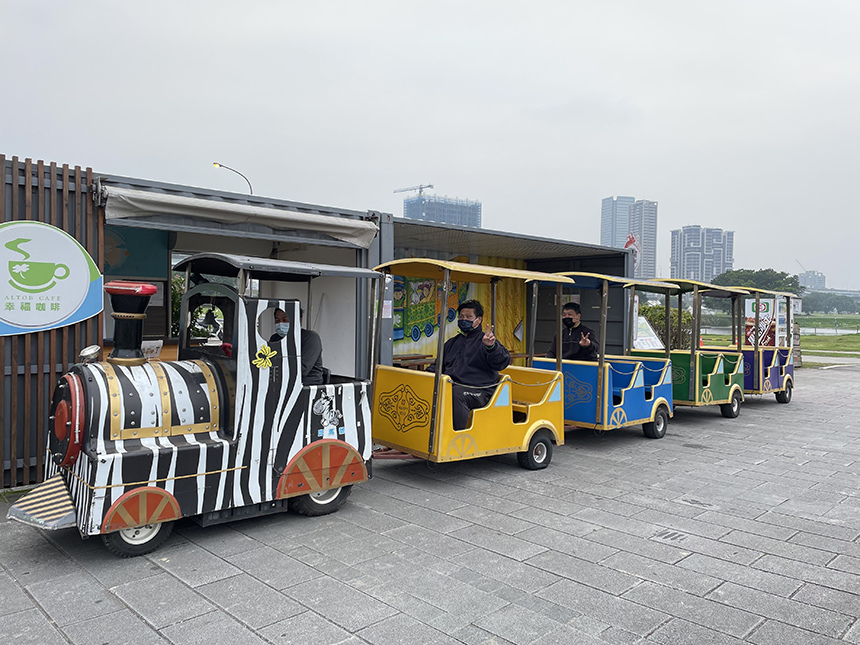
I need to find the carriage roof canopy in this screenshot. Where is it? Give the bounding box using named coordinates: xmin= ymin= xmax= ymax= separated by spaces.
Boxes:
xmin=174 ymin=253 xmax=381 ymax=282
xmin=731 ymin=287 xmax=797 ymax=298
xmin=654 ymin=278 xmax=750 ymax=298
xmin=374 ymin=258 xmax=577 ymax=285
xmin=554 ymin=272 xmax=680 ymax=293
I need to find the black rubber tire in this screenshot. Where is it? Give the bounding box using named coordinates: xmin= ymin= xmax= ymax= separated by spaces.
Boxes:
xmin=720 ymin=390 xmax=743 ymax=418
xmin=102 ymin=521 xmax=174 ymax=558
xmin=643 ymin=406 xmax=669 ymax=439
xmin=517 ymin=430 xmax=553 ymax=470
xmin=289 ymin=485 xmax=353 ymax=517
xmin=776 ymin=381 xmax=792 ymax=404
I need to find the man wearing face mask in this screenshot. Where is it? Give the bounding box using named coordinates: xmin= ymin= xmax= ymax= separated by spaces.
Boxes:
xmin=545 ymin=302 xmax=598 ymax=361
xmin=269 ymin=307 xmax=325 ymax=385
xmin=426 ymin=299 xmax=511 ymax=430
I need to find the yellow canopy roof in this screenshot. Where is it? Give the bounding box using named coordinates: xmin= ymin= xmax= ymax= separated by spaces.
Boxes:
xmin=375 ymin=258 xmax=576 ymax=285
xmin=654 ymin=278 xmax=750 ymax=297
xmin=734 ymin=287 xmax=797 ymax=299
xmin=555 ymin=272 xmax=680 ymax=293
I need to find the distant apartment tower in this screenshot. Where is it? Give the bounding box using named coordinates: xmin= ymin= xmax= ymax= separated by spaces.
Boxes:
xmin=403 ymin=195 xmax=482 ymax=228
xmin=600 ymin=196 xmax=635 ymax=248
xmin=670 ymin=225 xmax=735 ymax=282
xmin=798 ymin=270 xmax=826 ymax=290
xmin=628 ymin=200 xmax=658 ymax=279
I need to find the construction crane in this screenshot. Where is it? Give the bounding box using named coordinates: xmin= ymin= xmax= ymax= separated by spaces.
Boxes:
xmin=795 ymin=260 xmax=807 ymax=273
xmin=393 ymin=184 xmax=434 ymax=197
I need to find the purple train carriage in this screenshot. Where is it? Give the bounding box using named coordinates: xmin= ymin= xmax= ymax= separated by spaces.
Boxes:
xmin=8 ymin=254 xmax=380 ymax=557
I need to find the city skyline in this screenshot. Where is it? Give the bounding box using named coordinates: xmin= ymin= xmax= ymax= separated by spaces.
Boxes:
xmin=2 ymin=2 xmax=858 ymax=288
xmin=670 ymin=225 xmax=735 ymax=282
xmin=403 ymin=194 xmax=482 ymax=228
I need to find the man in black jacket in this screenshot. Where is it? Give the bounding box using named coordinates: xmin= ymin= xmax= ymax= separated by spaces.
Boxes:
xmin=546 ymin=302 xmax=598 ymax=361
xmin=427 ymin=299 xmax=511 ymax=430
xmin=269 ymin=307 xmax=325 ymax=385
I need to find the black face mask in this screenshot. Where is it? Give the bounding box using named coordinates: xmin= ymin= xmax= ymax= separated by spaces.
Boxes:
xmin=563 ymin=318 xmax=575 ymax=329
xmin=458 ymin=319 xmax=476 ymax=333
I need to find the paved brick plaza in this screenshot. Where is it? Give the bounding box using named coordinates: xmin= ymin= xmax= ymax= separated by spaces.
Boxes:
xmin=2 ymin=366 xmax=859 ymax=645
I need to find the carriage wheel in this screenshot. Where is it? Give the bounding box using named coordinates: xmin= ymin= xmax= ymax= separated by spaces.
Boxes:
xmin=720 ymin=390 xmax=742 ymax=418
xmin=102 ymin=521 xmax=174 ymax=558
xmin=289 ymin=486 xmax=353 ymax=517
xmin=517 ymin=429 xmax=553 ymax=470
xmin=643 ymin=406 xmax=669 ymax=439
xmin=776 ymin=381 xmax=792 ymax=404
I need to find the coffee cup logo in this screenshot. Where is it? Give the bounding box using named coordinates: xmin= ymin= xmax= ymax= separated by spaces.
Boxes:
xmin=6 ymin=238 xmax=71 ymax=293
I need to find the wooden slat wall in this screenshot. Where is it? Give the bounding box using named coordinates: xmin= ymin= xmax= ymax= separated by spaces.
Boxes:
xmin=2 ymin=155 xmax=103 ymax=488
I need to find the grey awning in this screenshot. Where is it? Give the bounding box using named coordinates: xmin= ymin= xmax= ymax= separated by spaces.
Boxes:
xmin=173 ymin=253 xmax=381 ymax=282
xmin=102 ymin=185 xmax=379 ymax=249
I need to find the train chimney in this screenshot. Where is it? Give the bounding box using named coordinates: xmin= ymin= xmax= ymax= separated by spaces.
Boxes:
xmin=105 ymin=281 xmax=157 ymax=366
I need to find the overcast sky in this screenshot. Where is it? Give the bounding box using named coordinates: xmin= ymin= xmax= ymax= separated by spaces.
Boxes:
xmin=4 ymin=1 xmax=858 ymax=288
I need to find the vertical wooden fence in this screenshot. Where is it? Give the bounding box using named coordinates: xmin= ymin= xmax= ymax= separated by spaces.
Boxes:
xmin=2 ymin=155 xmax=103 ymax=489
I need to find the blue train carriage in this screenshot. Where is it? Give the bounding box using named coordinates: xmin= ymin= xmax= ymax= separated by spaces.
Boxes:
xmin=738 ymin=288 xmax=796 ymax=403
xmin=7 ymin=254 xmax=381 ymax=557
xmin=631 ymin=280 xmax=750 ymax=419
xmin=533 ymin=273 xmax=678 ymax=438
xmin=372 ymin=259 xmax=573 ymax=469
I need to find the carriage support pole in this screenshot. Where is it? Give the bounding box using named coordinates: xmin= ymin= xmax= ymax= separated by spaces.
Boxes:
xmin=428 ymin=269 xmax=452 ymax=456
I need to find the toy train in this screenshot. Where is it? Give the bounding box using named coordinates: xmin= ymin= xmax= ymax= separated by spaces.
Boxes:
xmin=8 ymin=255 xmax=376 ymax=557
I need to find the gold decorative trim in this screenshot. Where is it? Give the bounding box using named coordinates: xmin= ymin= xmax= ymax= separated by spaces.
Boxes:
xmin=59 ymin=462 xmax=247 ymax=490
xmin=195 ymin=360 xmax=221 ymax=433
xmin=103 ymin=363 xmax=122 ymax=439
xmin=111 ymin=312 xmax=147 ymax=320
xmin=106 ymin=356 xmax=146 ymax=366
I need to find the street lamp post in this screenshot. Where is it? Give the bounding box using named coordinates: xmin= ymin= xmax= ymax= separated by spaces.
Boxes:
xmin=213 ymin=162 xmax=254 ymax=195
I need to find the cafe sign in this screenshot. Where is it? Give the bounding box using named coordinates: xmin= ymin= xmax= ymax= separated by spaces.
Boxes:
xmin=0 ymin=221 xmax=103 ymax=336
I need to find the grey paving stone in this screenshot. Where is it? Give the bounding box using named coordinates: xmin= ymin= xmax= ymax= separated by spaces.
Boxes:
xmin=600 ymin=551 xmax=721 ymax=596
xmin=508 ymin=506 xmax=600 ymax=537
xmin=160 ymin=609 xmax=267 ymax=645
xmin=459 ymin=548 xmax=560 ymax=594
xmin=621 ymin=581 xmax=761 ymax=638
xmin=197 ymin=573 xmax=305 ymax=630
xmin=584 ymin=527 xmax=690 ymax=565
xmin=791 ymin=581 xmax=860 ymax=616
xmin=651 ymin=530 xmax=761 ymax=566
xmin=692 ymin=510 xmax=797 ymax=541
xmin=675 ymin=552 xmax=802 ymax=598
xmin=631 ymin=508 xmax=732 ymax=540
xmin=573 ymin=507 xmax=661 ymax=538
xmin=537 ymin=579 xmax=669 ymax=637
xmin=756 ymin=510 xmax=860 ymax=541
xmin=788 ymin=529 xmax=860 ymax=560
xmin=363 ymin=582 xmax=448 ymax=623
xmin=525 ymin=550 xmax=639 ymax=596
xmin=473 ymin=603 xmax=564 ymax=644
xmin=336 ymin=501 xmax=409 ymax=534
xmin=0 ymin=607 xmax=67 ymax=645
xmin=447 ymin=504 xmax=536 ymax=535
xmin=3 ymin=539 xmax=84 ymax=587
xmin=145 ymin=538 xmax=242 ymax=587
xmin=71 ymin=546 xmax=164 ymax=588
xmin=382 ymin=523 xmax=473 ymax=559
xmin=718 ymin=529 xmax=833 ymax=565
xmin=706 ymin=581 xmax=852 ymax=638
xmin=0 ymin=570 xmax=35 ymax=617
xmin=530 ymin=624 xmax=613 ymax=645
xmin=386 ymin=502 xmax=474 ymax=534
xmin=844 ymin=621 xmax=860 ymax=645
xmin=746 ymin=619 xmax=844 ymax=645
xmin=357 ymin=613 xmax=461 ymax=645
xmin=176 ymin=523 xmax=261 ymax=558
xmin=452 ymin=624 xmax=516 ymax=645
xmin=283 ymin=575 xmax=397 ymax=632
xmin=648 ymin=617 xmax=746 ymax=645
xmin=494 ymin=584 xmax=582 ymax=625
xmin=61 ymin=608 xmax=168 ymax=645
xmin=828 ymin=553 xmax=860 ymax=575
xmin=226 ymin=546 xmax=321 ymax=590
xmin=27 ymin=571 xmax=123 ymax=627
xmin=516 ymin=525 xmax=619 ymax=563
xmin=448 ymin=524 xmax=548 ymax=561
xmin=111 ymin=572 xmax=215 ymax=629
xmin=753 ymin=554 xmax=860 ymax=595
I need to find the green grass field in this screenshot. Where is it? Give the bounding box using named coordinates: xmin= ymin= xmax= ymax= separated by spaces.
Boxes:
xmin=799 ymin=334 xmax=860 ymax=351
xmin=797 ymin=314 xmax=860 ymax=330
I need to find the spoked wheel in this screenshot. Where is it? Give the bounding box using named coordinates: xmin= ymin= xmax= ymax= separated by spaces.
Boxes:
xmin=720 ymin=390 xmax=743 ymax=418
xmin=289 ymin=485 xmax=353 ymax=517
xmin=517 ymin=429 xmax=553 ymax=470
xmin=776 ymin=381 xmax=792 ymax=404
xmin=643 ymin=406 xmax=669 ymax=439
xmin=102 ymin=521 xmax=174 ymax=558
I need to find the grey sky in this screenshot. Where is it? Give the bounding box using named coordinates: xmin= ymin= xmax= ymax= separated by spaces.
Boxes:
xmin=4 ymin=1 xmax=858 ymax=288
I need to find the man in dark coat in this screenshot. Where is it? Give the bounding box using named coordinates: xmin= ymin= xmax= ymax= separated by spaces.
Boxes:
xmin=270 ymin=307 xmax=325 ymax=385
xmin=545 ymin=302 xmax=598 ymax=361
xmin=427 ymin=299 xmax=511 ymax=430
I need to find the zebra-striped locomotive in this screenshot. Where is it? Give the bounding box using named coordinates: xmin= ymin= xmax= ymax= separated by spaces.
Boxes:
xmin=9 ymin=255 xmax=379 ymax=557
